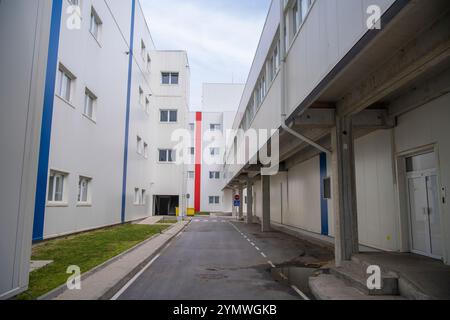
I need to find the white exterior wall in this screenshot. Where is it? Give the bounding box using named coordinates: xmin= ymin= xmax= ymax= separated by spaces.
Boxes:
xmin=42 ymin=3 xmax=190 ymax=235
xmin=149 ymin=51 xmax=189 ymax=205
xmin=45 ymin=0 xmax=131 ymax=237
xmin=225 ymin=0 xmax=397 ymax=181
xmin=0 ymin=0 xmax=52 ymax=299
xmin=355 ymin=130 xmax=399 ymax=251
xmin=394 ymin=92 xmax=450 ymax=264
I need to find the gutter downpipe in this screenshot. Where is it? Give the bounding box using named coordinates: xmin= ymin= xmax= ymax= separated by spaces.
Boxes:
xmin=279 ymin=0 xmax=331 ymax=156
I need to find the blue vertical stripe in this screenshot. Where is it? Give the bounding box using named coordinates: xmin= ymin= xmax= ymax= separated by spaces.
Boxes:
xmin=320 ymin=152 xmax=329 ymax=236
xmin=32 ymin=0 xmax=63 ymax=242
xmin=121 ymin=0 xmax=136 ymax=223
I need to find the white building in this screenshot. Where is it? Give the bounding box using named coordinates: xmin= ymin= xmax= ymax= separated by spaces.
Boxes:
xmin=224 ymin=0 xmax=450 ymax=277
xmin=29 ymin=0 xmax=189 ymax=239
xmin=186 ymin=83 xmax=244 ymax=214
xmin=0 ymin=0 xmax=55 ymax=300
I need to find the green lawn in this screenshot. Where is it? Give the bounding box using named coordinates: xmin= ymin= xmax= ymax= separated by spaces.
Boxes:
xmin=196 ymin=212 xmax=210 ymax=216
xmin=17 ymin=223 xmax=168 ymax=300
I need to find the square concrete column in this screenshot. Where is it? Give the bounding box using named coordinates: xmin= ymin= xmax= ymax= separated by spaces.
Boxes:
xmin=331 ymin=115 xmax=359 ymax=266
xmin=246 ymin=178 xmax=253 ymax=224
xmin=261 ymin=175 xmax=271 ymax=232
xmin=238 ymin=186 xmax=244 ymax=220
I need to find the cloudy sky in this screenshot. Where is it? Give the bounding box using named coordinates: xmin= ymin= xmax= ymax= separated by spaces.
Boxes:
xmin=140 ymin=0 xmax=271 ymax=110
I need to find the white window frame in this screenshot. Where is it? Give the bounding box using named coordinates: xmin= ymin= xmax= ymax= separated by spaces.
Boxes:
xmin=57 ymin=65 xmax=75 ymax=103
xmin=143 ymin=142 xmax=149 ymax=159
xmin=209 ymin=196 xmax=220 ymax=205
xmin=84 ymin=88 xmax=97 ymax=121
xmin=89 ymin=7 xmax=102 ymax=41
xmin=134 ymin=188 xmax=141 ymax=205
xmin=159 ymin=149 xmax=176 ymax=163
xmin=210 ymin=148 xmax=220 ymax=156
xmin=210 ymin=124 xmax=222 ymax=132
xmin=188 ymin=171 xmax=195 ymax=179
xmin=47 ymin=170 xmax=68 ymax=205
xmin=141 ymin=189 xmax=146 ymax=205
xmin=77 ymin=176 xmax=92 ymax=205
xmin=160 ymin=109 xmax=178 ymax=123
xmin=209 ymin=171 xmax=220 ymax=180
xmin=137 ymin=136 xmax=143 ymax=155
xmin=161 ymin=72 xmax=179 ymax=85
xmin=141 ymin=40 xmax=146 ymax=60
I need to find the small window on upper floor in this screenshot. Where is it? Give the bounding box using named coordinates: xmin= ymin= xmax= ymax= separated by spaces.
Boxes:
xmin=145 ymin=98 xmax=150 ymax=114
xmin=139 ymin=87 xmax=144 ymax=105
xmin=210 ymin=148 xmax=220 ymax=156
xmin=160 ymin=110 xmax=178 ymax=123
xmin=209 ymin=171 xmax=220 ymax=180
xmin=147 ymin=54 xmax=151 ymax=72
xmin=57 ymin=65 xmax=75 ymax=102
xmin=188 ymin=171 xmax=195 ymax=179
xmin=161 ymin=72 xmax=179 ymax=85
xmin=90 ymin=7 xmax=102 ymax=41
xmin=143 ymin=142 xmax=149 ymax=158
xmin=141 ymin=40 xmax=146 ymax=60
xmin=137 ymin=136 xmax=143 ymax=155
xmin=190 ymin=147 xmax=195 ymax=156
xmin=159 ymin=149 xmax=176 ymax=163
xmin=210 ymin=124 xmax=222 ymax=132
xmin=189 ymin=123 xmax=195 ymax=131
xmin=84 ymin=88 xmax=97 ymax=121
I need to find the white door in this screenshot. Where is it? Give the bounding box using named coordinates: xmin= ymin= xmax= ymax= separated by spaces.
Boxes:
xmin=406 ymin=152 xmax=443 ymax=259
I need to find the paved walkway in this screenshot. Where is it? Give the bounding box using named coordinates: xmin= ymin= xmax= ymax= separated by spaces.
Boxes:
xmin=115 ymin=217 xmax=334 ymax=300
xmin=44 ymin=221 xmax=189 ymax=300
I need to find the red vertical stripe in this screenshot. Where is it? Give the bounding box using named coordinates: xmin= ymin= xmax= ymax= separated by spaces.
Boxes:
xmin=194 ymin=112 xmax=202 ymax=212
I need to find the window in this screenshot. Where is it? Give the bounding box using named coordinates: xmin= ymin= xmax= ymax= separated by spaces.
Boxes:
xmin=146 ymin=54 xmax=151 ymax=72
xmin=134 ymin=188 xmax=140 ymax=205
xmin=323 ymin=177 xmax=332 ymax=200
xmin=160 ymin=110 xmax=177 ymax=123
xmin=84 ymin=88 xmax=97 ymax=120
xmin=143 ymin=142 xmax=149 ymax=158
xmin=190 ymin=147 xmax=195 ymax=156
xmin=139 ymin=87 xmax=144 ymax=105
xmin=210 ymin=148 xmax=220 ymax=156
xmin=188 ymin=171 xmax=195 ymax=179
xmin=141 ymin=40 xmax=146 ymax=60
xmin=57 ymin=66 xmax=74 ymax=102
xmin=90 ymin=7 xmax=102 ymax=40
xmin=209 ymin=196 xmax=220 ymax=204
xmin=68 ymin=0 xmax=80 ymax=6
xmin=141 ymin=189 xmax=146 ymax=205
xmin=137 ymin=136 xmax=143 ymax=154
xmin=210 ymin=124 xmax=222 ymax=132
xmin=145 ymin=98 xmax=150 ymax=114
xmin=78 ymin=176 xmax=91 ymax=204
xmin=189 ymin=123 xmax=195 ymax=131
xmin=209 ymin=171 xmax=220 ymax=180
xmin=47 ymin=171 xmax=67 ymax=203
xmin=161 ymin=72 xmax=179 ymax=85
xmin=292 ymin=1 xmax=301 ymax=36
xmin=159 ymin=149 xmax=176 ymax=163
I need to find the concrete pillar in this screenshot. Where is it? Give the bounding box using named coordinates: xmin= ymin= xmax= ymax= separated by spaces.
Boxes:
xmin=238 ymin=186 xmax=244 ymax=220
xmin=261 ymin=175 xmax=271 ymax=232
xmin=331 ymin=115 xmax=359 ymax=266
xmin=246 ymin=178 xmax=253 ymax=224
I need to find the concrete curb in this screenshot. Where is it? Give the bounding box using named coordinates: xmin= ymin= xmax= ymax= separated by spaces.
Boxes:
xmin=38 ymin=221 xmax=189 ymax=300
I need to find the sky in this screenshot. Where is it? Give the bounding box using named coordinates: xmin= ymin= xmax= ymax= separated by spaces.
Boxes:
xmin=140 ymin=0 xmax=272 ymax=110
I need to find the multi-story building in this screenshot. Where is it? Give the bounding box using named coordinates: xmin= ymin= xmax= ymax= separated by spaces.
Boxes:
xmin=0 ymin=0 xmax=190 ymax=297
xmin=187 ymin=83 xmax=244 ymax=214
xmin=224 ymin=0 xmax=450 ymax=280
xmin=27 ymin=0 xmax=189 ymax=240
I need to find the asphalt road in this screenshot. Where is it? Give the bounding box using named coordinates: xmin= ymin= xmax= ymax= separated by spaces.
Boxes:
xmin=116 ymin=217 xmax=301 ymax=300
